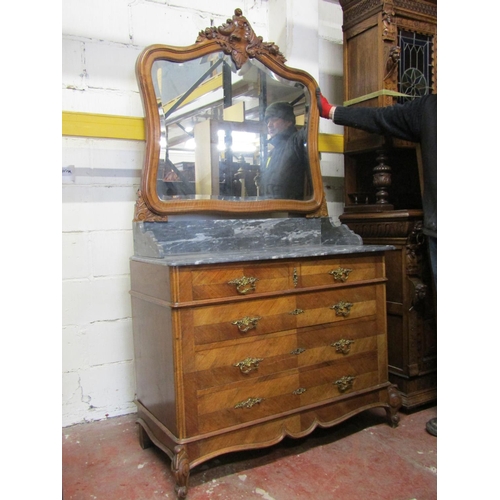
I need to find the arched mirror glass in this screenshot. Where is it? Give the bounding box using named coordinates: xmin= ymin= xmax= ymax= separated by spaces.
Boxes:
xmin=135 ymin=9 xmax=325 ymax=219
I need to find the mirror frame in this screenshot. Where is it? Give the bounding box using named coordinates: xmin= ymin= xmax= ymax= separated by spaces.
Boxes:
xmin=135 ymin=8 xmax=326 ymax=219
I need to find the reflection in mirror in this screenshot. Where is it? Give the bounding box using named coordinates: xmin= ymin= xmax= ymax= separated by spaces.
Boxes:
xmin=152 ymin=55 xmax=312 ymax=202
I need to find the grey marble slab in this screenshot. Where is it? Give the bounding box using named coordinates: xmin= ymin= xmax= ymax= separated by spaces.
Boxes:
xmin=132 ymin=217 xmax=394 ymax=266
xmin=130 ymin=243 xmax=392 ymax=266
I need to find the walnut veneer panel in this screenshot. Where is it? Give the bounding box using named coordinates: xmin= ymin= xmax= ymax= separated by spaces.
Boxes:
xmin=189 ymin=295 xmax=297 ymax=345
xmin=295 ymin=285 xmax=380 ymax=327
xmin=298 ymin=254 xmax=384 ymax=287
xmin=176 ymin=261 xmax=294 ymax=302
xmin=193 ymin=332 xmax=298 ymax=384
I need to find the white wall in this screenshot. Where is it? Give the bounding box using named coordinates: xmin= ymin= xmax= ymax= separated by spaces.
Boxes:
xmin=62 ymin=0 xmax=344 ymax=427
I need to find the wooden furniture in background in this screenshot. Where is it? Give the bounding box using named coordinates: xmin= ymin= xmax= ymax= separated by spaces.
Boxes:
xmin=338 ymin=0 xmax=437 ymax=409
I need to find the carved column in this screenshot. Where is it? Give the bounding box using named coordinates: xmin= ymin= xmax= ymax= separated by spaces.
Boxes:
xmin=373 ymin=150 xmax=392 ymax=205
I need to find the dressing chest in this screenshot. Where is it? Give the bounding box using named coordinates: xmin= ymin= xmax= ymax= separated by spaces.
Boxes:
xmin=131 ymin=11 xmax=401 ymax=497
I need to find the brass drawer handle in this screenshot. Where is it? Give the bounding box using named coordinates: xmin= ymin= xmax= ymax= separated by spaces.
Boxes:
xmin=290 ymin=347 xmax=305 ymax=355
xmin=329 ymin=267 xmax=353 ymax=282
xmin=331 ymin=339 xmax=355 ymax=354
xmin=234 ymin=397 xmax=264 ymax=409
xmin=228 ymin=276 xmax=259 ymax=294
xmin=232 ymin=315 xmax=262 ymax=333
xmin=234 ymin=357 xmax=264 ymax=374
xmin=331 ymin=301 xmax=353 ymax=317
xmin=293 ymin=387 xmax=307 ymax=395
xmin=334 ymin=375 xmax=355 ymax=393
xmin=289 ymin=308 xmax=304 ymax=315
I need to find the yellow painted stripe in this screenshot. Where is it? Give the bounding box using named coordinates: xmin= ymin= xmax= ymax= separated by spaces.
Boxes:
xmin=62 ymin=111 xmax=343 ymax=153
xmin=62 ymin=111 xmax=146 ymax=140
xmin=343 ymin=89 xmax=407 ymax=107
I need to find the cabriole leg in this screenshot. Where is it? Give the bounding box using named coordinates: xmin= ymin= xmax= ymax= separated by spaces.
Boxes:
xmin=172 ymin=445 xmax=190 ymax=499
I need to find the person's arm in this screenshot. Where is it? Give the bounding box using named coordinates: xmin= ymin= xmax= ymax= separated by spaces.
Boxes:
xmin=317 ymin=90 xmax=424 ymax=143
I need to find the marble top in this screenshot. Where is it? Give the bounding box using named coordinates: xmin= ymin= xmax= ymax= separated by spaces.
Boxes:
xmin=132 ymin=217 xmax=394 ymax=266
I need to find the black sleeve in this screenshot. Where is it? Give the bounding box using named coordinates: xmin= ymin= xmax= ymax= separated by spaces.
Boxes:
xmin=333 ymin=96 xmax=429 ymax=143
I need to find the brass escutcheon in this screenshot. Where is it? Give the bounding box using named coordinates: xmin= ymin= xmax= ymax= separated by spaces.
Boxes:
xmin=293 ymin=267 xmax=298 ymax=287
xmin=331 ymin=300 xmax=353 ymax=317
xmin=331 ymin=338 xmax=355 ymax=354
xmin=234 ymin=357 xmax=264 ymax=374
xmin=234 ymin=397 xmax=264 ymax=409
xmin=228 ymin=276 xmax=259 ymax=294
xmin=293 ymin=387 xmax=307 ymax=395
xmin=289 ymin=308 xmax=304 ymax=315
xmin=334 ymin=375 xmax=355 ymax=392
xmin=329 ymin=267 xmax=353 ymax=282
xmin=290 ymin=347 xmax=306 ymax=355
xmin=232 ymin=316 xmax=262 ymax=333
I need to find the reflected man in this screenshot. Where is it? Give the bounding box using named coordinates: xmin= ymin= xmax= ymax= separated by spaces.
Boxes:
xmin=258 ymin=102 xmax=309 ymax=200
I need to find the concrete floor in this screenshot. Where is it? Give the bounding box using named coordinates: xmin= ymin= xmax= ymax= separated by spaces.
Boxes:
xmin=62 ymin=404 xmax=437 ymax=499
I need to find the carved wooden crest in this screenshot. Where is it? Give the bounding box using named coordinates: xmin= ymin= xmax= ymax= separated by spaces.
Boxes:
xmin=196 ymin=8 xmax=286 ymax=69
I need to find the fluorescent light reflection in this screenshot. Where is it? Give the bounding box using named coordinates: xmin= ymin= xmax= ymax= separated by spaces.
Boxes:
xmin=217 ymin=130 xmax=259 ymax=153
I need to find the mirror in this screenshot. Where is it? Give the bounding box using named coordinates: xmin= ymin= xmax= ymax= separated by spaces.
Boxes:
xmin=135 ymin=8 xmax=325 ymax=219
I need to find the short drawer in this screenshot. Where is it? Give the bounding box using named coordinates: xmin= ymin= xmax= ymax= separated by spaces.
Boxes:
xmin=196 ymin=371 xmax=301 ymax=433
xmin=193 ymin=333 xmax=300 ymax=390
xmin=298 ymin=254 xmax=385 ymax=288
xmin=294 ymin=319 xmax=381 ymax=368
xmin=177 ymin=261 xmax=294 ymax=302
xmin=189 ymin=295 xmax=297 ymax=345
xmin=295 ymin=350 xmax=380 ymax=406
xmin=294 ymin=284 xmax=381 ymax=329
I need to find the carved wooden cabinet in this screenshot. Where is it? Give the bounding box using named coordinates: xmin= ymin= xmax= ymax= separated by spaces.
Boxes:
xmin=130 ymin=238 xmax=401 ymax=498
xmin=338 ymin=0 xmax=437 ymax=409
xmin=339 ymin=210 xmax=436 ymax=408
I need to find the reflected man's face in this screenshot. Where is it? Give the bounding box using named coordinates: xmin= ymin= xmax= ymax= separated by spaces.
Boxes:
xmin=266 ymin=117 xmax=292 ymax=138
